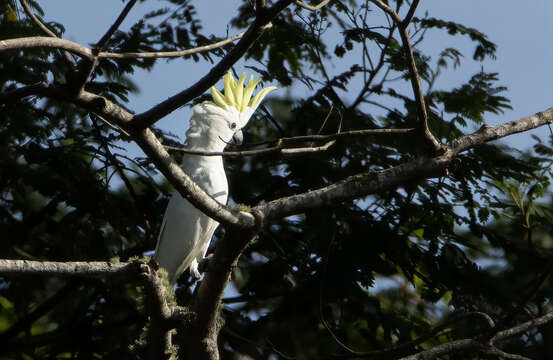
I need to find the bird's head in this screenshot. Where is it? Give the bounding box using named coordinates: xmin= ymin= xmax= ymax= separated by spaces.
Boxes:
xmin=188 ymin=72 xmax=276 ymax=147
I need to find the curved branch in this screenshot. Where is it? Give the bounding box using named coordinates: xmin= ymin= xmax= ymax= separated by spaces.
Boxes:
xmin=491 ymin=309 xmax=553 ymax=345
xmin=0 ymin=37 xmax=93 ymax=59
xmin=294 ymin=0 xmax=330 ymax=11
xmin=20 ymin=0 xmax=57 ymax=38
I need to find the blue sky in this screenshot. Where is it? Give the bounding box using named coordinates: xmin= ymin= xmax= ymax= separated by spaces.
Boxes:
xmin=39 ymin=0 xmax=553 ymax=150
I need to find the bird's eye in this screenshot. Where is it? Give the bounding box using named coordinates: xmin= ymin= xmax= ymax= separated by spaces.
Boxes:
xmin=230 ymin=122 xmax=237 ymax=129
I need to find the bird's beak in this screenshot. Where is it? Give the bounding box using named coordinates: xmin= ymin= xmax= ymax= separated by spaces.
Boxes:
xmin=232 ymin=130 xmax=243 ymax=145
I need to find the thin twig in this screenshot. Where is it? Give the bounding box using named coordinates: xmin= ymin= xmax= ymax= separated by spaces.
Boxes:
xmin=19 ymin=0 xmax=57 ymax=37
xmin=350 ymin=23 xmax=396 ymax=109
xmin=90 ymin=114 xmax=149 ymax=231
xmin=96 ymin=0 xmax=137 ymax=49
xmin=369 ymin=0 xmax=441 ymax=152
xmin=98 ymin=30 xmax=248 ymax=59
xmin=164 ymin=127 xmax=415 ymax=157
xmin=68 ymin=0 xmax=139 ymax=93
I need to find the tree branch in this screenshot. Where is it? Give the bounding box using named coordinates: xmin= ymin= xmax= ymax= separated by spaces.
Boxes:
xmin=294 ymin=0 xmax=331 ymax=11
xmin=67 ymin=0 xmax=138 ymax=94
xmin=96 ymin=0 xmax=137 ymax=49
xmin=255 ymin=106 xmax=553 ymax=222
xmin=369 ymin=0 xmax=441 ymax=152
xmin=0 ymin=83 xmax=253 ymax=229
xmin=164 ymin=127 xmax=415 ymax=157
xmin=19 ymin=0 xmax=57 ymax=38
xmin=133 ymin=128 xmax=255 ymax=228
xmin=19 ymin=0 xmax=76 ymax=66
xmin=0 ymin=259 xmax=138 ymax=278
xmin=0 ymin=259 xmax=181 ymax=359
xmin=398 ymin=339 xmax=478 ymax=360
xmin=181 ymin=228 xmax=258 ymax=360
xmin=99 ymin=30 xmax=248 ymax=59
xmin=398 ymin=309 xmax=553 ymax=360
xmin=131 ymin=0 xmax=294 ymax=129
xmin=402 ymin=0 xmax=420 ymax=26
xmin=491 ymin=308 xmax=553 ymax=345
xmin=0 ymin=37 xmax=94 ymax=59
xmin=140 ymin=261 xmax=174 ymax=360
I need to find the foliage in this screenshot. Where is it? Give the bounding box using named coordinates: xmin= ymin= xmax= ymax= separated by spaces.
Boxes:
xmin=1 ymin=0 xmax=553 ymax=359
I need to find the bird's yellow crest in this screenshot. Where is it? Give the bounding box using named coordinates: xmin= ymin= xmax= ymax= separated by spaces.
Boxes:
xmin=210 ymin=72 xmax=277 ymax=113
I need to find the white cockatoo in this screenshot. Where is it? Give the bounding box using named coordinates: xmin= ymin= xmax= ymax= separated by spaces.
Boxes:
xmin=154 ymin=72 xmax=276 ymax=284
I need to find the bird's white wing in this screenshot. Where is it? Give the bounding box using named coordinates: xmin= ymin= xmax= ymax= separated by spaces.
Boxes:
xmin=154 ymin=164 xmax=228 ymax=283
xmin=154 ymin=192 xmax=202 ymax=283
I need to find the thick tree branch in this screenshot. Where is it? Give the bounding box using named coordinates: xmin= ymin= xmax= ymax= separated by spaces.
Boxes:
xmin=398 ymin=309 xmax=553 ymax=360
xmin=181 ymin=228 xmax=258 ymax=360
xmin=140 ymin=262 xmax=173 ymax=360
xmin=398 ymin=339 xmax=478 ymax=360
xmin=451 ymin=108 xmax=553 ymax=154
xmin=255 ymin=107 xmax=553 ymax=222
xmin=0 ymin=36 xmax=94 ymax=59
xmin=491 ymin=308 xmax=553 ymax=345
xmin=0 ymin=83 xmax=249 ymax=228
xmin=0 ymin=259 xmax=179 ymax=359
xmin=131 ymin=0 xmax=294 ymax=129
xmin=0 ymin=84 xmax=252 ymax=229
xmin=0 ymin=259 xmax=138 ymax=278
xmin=402 ymin=0 xmax=420 ymax=25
